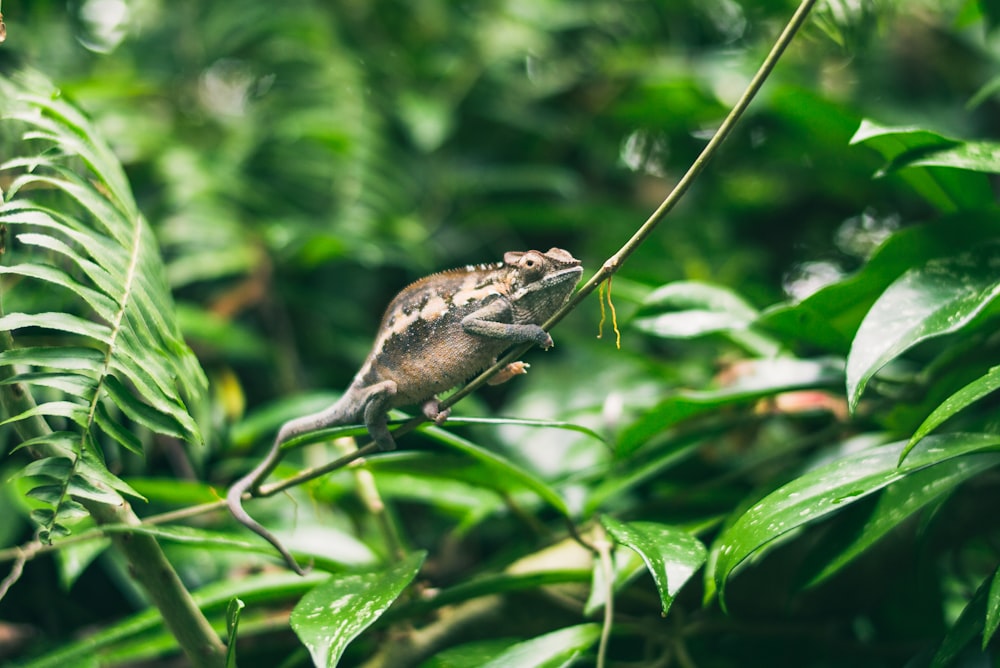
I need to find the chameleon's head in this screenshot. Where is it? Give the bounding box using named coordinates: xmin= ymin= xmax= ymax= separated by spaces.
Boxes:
xmin=503 ymin=248 xmax=583 ymax=321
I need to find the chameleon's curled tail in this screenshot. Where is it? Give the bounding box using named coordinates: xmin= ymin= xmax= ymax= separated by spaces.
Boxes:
xmin=225 ymin=399 xmax=359 ymax=575
xmin=226 ymin=444 xmax=311 ymax=576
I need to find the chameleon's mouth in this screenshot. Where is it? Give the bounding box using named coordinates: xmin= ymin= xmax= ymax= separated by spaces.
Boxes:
xmin=516 ymin=264 xmax=583 ymax=300
xmin=548 ymin=265 xmax=584 ymax=284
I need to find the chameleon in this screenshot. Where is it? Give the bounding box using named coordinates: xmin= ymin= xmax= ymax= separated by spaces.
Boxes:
xmin=227 ymin=247 xmax=583 ymax=574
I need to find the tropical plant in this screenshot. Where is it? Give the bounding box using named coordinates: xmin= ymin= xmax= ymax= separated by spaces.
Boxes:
xmin=2 ymin=0 xmax=1000 ymax=667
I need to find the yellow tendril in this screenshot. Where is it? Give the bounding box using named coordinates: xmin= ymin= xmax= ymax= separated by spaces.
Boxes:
xmin=596 ymin=277 xmax=621 ymax=349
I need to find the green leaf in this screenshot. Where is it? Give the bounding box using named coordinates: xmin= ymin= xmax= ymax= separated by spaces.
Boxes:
xmin=759 ymin=217 xmax=999 ymax=353
xmin=633 ymin=280 xmax=777 ymax=355
xmin=932 ymin=572 xmax=990 ymax=667
xmin=17 ymin=570 xmax=326 ymax=667
xmin=619 ymin=357 xmax=843 ymax=455
xmin=67 ymin=473 xmax=125 ymax=505
xmin=0 ymin=311 xmax=112 ymax=343
xmin=0 ymin=346 xmax=105 ymax=372
xmin=850 ymin=120 xmax=995 ymax=210
xmin=290 ymin=551 xmax=426 ymax=667
xmin=634 ymin=280 xmax=758 ymax=336
xmin=711 ymin=433 xmax=1000 ymax=609
xmin=600 ymin=516 xmax=707 ymax=615
xmin=846 ymin=245 xmax=1000 ymax=412
xmin=983 ymin=565 xmax=1000 ymax=648
xmin=480 ymin=624 xmax=602 ymax=668
xmin=225 ymin=598 xmax=244 ymax=668
xmin=0 ymin=77 xmax=207 ymax=456
xmin=803 ymin=453 xmax=1000 ymax=586
xmin=898 ymin=140 xmax=1000 ymax=173
xmin=422 ymin=425 xmax=572 ymax=518
xmin=903 ymin=365 xmax=1000 ymax=460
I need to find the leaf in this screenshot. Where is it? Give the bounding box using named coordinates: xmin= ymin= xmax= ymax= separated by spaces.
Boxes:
xmin=803 ymin=453 xmax=1000 ymax=586
xmin=17 ymin=570 xmax=326 ymax=667
xmin=422 ymin=425 xmax=572 ymax=518
xmin=225 ymin=598 xmax=244 ymax=668
xmin=711 ymin=433 xmax=1000 ymax=609
xmin=480 ymin=624 xmax=602 ymax=668
xmin=758 ymin=216 xmax=999 ymax=353
xmin=633 ymin=280 xmax=777 ymax=355
xmin=634 ymin=280 xmax=758 ymax=336
xmin=932 ymin=572 xmax=990 ymax=667
xmin=0 ymin=78 xmax=208 ymax=458
xmin=0 ymin=346 xmax=105 ymax=372
xmin=850 ymin=119 xmax=995 ymax=210
xmin=290 ymin=551 xmax=426 ymax=667
xmin=983 ymin=565 xmax=1000 ymax=648
xmin=619 ymin=357 xmax=843 ymax=455
xmin=600 ymin=516 xmax=707 ymax=615
xmin=0 ymin=76 xmax=208 ymax=535
xmin=903 ymin=365 xmax=1000 ymax=460
xmin=846 ymin=245 xmax=1000 ymax=412
xmin=0 ymin=311 xmax=112 ymax=343
xmin=899 ymin=140 xmax=1000 ymax=173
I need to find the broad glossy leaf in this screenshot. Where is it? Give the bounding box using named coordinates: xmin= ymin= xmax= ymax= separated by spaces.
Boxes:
xmin=900 ymin=140 xmax=1000 ymax=173
xmin=804 ymin=453 xmax=1000 ymax=586
xmin=851 ymin=120 xmax=994 ymax=210
xmin=600 ymin=516 xmax=707 ymax=614
xmin=290 ymin=551 xmax=425 ymax=667
xmin=619 ymin=357 xmax=843 ymax=455
xmin=759 ymin=217 xmax=998 ymax=353
xmin=846 ymin=245 xmax=1000 ymax=411
xmin=634 ymin=280 xmax=758 ymax=337
xmin=712 ymin=433 xmax=1000 ymax=608
xmin=480 ymin=624 xmax=601 ymax=668
xmin=903 ymin=365 xmax=1000 ymax=460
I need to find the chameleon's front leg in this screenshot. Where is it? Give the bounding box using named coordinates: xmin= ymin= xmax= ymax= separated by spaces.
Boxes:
xmin=460 ymin=298 xmax=554 ymax=349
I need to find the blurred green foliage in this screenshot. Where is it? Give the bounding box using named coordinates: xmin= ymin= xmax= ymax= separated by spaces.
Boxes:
xmin=2 ymin=0 xmax=1000 ymax=666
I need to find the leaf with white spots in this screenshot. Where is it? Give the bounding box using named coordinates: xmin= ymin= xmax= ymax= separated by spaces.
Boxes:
xmin=290 ymin=551 xmax=425 ymax=667
xmin=710 ymin=433 xmax=1000 ymax=609
xmin=846 ymin=245 xmax=1000 ymax=412
xmin=600 ymin=516 xmax=707 ymax=615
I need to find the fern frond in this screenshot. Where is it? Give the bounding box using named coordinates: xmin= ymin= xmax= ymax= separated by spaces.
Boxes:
xmin=0 ymin=74 xmax=206 ymax=540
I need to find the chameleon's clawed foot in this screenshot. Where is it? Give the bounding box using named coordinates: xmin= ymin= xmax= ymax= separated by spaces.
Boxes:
xmin=421 ymin=397 xmax=451 ymax=424
xmin=488 ymin=361 xmax=530 ymax=386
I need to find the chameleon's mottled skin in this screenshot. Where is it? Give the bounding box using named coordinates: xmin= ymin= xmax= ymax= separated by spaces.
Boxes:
xmin=227 ymin=248 xmax=583 ymax=573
